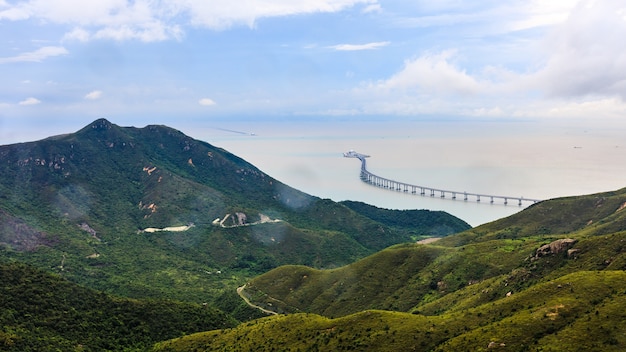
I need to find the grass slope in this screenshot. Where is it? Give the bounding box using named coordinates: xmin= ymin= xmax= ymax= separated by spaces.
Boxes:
xmin=243 ymin=188 xmax=626 ymax=318
xmin=154 ymin=271 xmax=626 ymax=351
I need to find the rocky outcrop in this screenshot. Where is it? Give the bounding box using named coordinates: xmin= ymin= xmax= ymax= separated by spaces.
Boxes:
xmin=534 ymin=238 xmax=578 ymax=258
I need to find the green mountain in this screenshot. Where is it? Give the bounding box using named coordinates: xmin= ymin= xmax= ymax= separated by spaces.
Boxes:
xmin=0 ymin=119 xmax=468 ymax=308
xmin=157 ymin=188 xmax=626 ymax=350
xmin=242 ymin=188 xmax=626 ymax=317
xmin=0 ymin=262 xmax=236 ymax=351
xmin=340 ymin=200 xmax=470 ymax=238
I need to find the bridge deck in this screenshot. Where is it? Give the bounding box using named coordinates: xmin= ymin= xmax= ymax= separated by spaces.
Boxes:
xmin=344 ymin=151 xmax=541 ymax=206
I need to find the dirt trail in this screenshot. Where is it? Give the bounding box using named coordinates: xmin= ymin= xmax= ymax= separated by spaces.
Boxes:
xmin=237 ymin=284 xmax=278 ymax=316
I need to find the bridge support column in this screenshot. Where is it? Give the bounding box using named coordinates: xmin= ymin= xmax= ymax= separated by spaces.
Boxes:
xmin=347 ymin=151 xmax=540 ymax=206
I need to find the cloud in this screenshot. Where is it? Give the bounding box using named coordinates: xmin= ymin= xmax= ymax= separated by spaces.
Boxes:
xmin=84 ymin=90 xmax=103 ymax=100
xmin=63 ymin=27 xmax=90 ymax=42
xmin=329 ymin=41 xmax=389 ymax=51
xmin=509 ymin=0 xmax=578 ymax=31
xmin=0 ymin=46 xmax=68 ymax=64
xmin=362 ymin=3 xmax=381 ymax=13
xmin=0 ymin=2 xmax=29 ymax=20
xmin=374 ymin=50 xmax=483 ymax=95
xmin=182 ymin=0 xmax=380 ymax=29
xmin=2 ymin=0 xmax=378 ymax=41
xmin=531 ymin=0 xmax=626 ymax=100
xmin=393 ymin=1 xmax=579 ymax=38
xmin=198 ymin=98 xmax=216 ymax=106
xmin=19 ymin=97 xmax=41 ymax=106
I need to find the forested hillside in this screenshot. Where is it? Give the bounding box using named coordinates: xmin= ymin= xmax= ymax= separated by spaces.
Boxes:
xmin=158 ymin=188 xmax=626 ymax=351
xmin=0 ymin=119 xmax=470 ymax=348
xmin=0 ymin=262 xmax=235 ymax=351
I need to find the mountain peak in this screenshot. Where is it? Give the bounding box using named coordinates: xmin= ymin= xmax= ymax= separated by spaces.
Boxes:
xmin=75 ymin=118 xmax=126 ymax=139
xmin=89 ymin=118 xmax=114 ymax=130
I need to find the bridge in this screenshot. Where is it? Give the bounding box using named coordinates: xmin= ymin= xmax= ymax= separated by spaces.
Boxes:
xmin=344 ymin=150 xmax=541 ymax=206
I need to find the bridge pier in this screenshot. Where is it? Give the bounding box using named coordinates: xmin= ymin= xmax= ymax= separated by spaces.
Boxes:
xmin=344 ymin=150 xmax=541 ymax=207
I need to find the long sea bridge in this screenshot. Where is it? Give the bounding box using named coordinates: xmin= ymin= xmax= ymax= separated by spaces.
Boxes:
xmin=344 ymin=150 xmax=541 ymax=206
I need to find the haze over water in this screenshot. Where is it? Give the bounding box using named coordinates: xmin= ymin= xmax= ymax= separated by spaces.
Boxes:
xmin=194 ymin=117 xmax=626 ymax=227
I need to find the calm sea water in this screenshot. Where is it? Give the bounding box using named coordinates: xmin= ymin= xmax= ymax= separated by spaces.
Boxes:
xmin=185 ymin=118 xmax=626 ymax=227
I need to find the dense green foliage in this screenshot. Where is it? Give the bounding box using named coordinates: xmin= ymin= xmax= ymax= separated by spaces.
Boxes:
xmin=340 ymin=200 xmax=470 ymax=237
xmin=155 ymin=272 xmax=626 ymax=351
xmin=7 ymin=119 xmax=626 ymax=350
xmin=0 ymin=262 xmax=236 ymax=351
xmin=0 ymin=119 xmax=467 ymax=308
xmin=156 ymin=271 xmax=626 ymax=351
xmin=245 ymin=188 xmax=626 ymax=318
xmin=158 ymin=188 xmax=626 ymax=350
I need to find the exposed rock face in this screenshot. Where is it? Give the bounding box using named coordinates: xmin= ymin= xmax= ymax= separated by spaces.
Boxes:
xmin=535 ymin=239 xmax=578 ymax=258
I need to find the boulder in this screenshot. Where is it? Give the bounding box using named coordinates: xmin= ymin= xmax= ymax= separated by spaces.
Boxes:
xmin=535 ymin=239 xmax=577 ymax=258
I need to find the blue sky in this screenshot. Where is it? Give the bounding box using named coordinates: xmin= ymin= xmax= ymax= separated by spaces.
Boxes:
xmin=1 ymin=0 xmax=626 ymax=143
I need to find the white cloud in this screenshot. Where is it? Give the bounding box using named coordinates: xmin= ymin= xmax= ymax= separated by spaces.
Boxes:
xmin=531 ymin=0 xmax=626 ymax=100
xmin=394 ymin=1 xmax=578 ymax=37
xmin=84 ymin=90 xmax=103 ymax=100
xmin=183 ymin=0 xmax=379 ymax=29
xmin=329 ymin=41 xmax=389 ymax=51
xmin=19 ymin=97 xmax=41 ymax=105
xmin=509 ymin=0 xmax=579 ymax=31
xmin=343 ymin=1 xmax=626 ymax=119
xmin=374 ymin=50 xmax=483 ymax=95
xmin=362 ymin=3 xmax=381 ymax=13
xmin=198 ymin=98 xmax=216 ymax=106
xmin=63 ymin=27 xmax=90 ymax=42
xmin=0 ymin=3 xmax=29 ymax=20
xmin=1 ymin=0 xmax=378 ymax=41
xmin=0 ymin=46 xmax=68 ymax=64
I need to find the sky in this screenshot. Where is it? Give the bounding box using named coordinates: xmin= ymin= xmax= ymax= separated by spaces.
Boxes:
xmin=1 ymin=0 xmax=626 ymax=143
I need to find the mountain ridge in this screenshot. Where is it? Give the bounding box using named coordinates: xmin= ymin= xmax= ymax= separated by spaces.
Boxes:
xmin=0 ymin=118 xmax=469 ymax=305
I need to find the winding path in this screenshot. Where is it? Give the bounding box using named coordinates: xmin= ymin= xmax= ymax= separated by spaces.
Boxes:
xmin=237 ymin=284 xmax=279 ymax=316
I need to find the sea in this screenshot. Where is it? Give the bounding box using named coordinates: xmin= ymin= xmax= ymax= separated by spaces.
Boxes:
xmin=186 ymin=117 xmax=626 ymax=227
